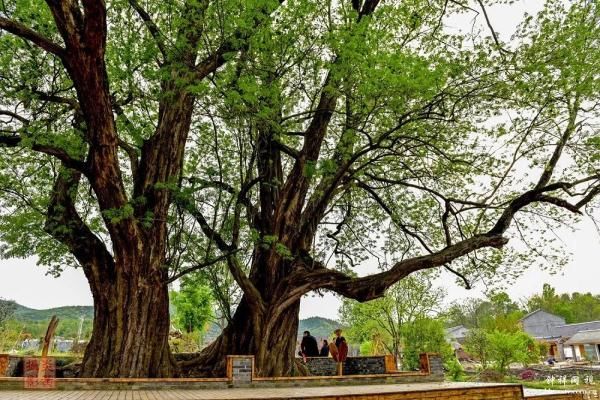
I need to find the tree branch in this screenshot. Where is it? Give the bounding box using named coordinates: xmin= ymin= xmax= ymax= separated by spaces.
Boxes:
xmin=0 ymin=110 xmax=29 ymax=124
xmin=44 ymin=165 xmax=115 ymax=295
xmin=444 ymin=264 xmax=471 ymax=289
xmin=475 ymin=0 xmax=511 ymax=55
xmin=0 ymin=17 xmax=65 ymax=57
xmin=287 ymin=170 xmax=600 ymax=303
xmin=286 ymin=234 xmax=507 ymax=303
xmin=0 ymin=133 xmax=86 ymax=172
xmin=534 ymin=96 xmax=580 ymax=191
xmin=128 ymin=0 xmax=167 ymax=59
xmin=175 ymin=194 xmax=265 ymax=310
xmin=356 ymin=180 xmax=434 ymax=253
xmin=166 ymin=251 xmax=238 ymax=284
xmin=192 ymin=0 xmax=285 ymax=82
xmin=32 ymin=89 xmax=79 ymax=109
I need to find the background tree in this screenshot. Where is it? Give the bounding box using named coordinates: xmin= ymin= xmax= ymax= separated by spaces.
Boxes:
xmin=0 ymin=298 xmax=15 ymax=328
xmin=340 ymin=272 xmax=444 ymax=364
xmin=445 ymin=292 xmax=524 ymax=332
xmin=464 ymin=328 xmax=492 ymax=369
xmin=485 ymin=330 xmax=537 ymax=375
xmin=464 ymin=326 xmax=543 ymax=374
xmin=401 ymin=317 xmax=453 ymax=371
xmin=170 ymin=277 xmax=213 ymax=335
xmin=0 ymin=0 xmax=598 ymax=378
xmin=0 ymin=298 xmax=16 ymax=350
xmin=526 ymin=284 xmax=600 ymax=323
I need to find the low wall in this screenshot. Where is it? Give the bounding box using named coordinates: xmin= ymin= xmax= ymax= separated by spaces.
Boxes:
xmin=0 ymin=355 xmax=79 ymax=378
xmin=301 ymin=354 xmax=412 ymax=376
xmin=0 ymin=355 xmax=21 ymax=377
xmin=352 ymin=384 xmax=524 ymax=400
xmin=0 ymin=353 xmax=444 ymax=390
xmin=525 ymin=394 xmax=584 ymax=400
xmin=302 ymin=356 xmax=390 ymax=376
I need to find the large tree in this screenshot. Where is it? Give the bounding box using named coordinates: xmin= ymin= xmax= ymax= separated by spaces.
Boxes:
xmin=0 ymin=0 xmax=599 ymax=378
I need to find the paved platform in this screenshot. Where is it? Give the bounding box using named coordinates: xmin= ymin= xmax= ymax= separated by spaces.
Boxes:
xmin=524 ymin=388 xmax=585 ymax=400
xmin=0 ymin=382 xmax=583 ymax=400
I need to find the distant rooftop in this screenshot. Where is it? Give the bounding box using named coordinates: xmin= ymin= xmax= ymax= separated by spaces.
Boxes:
xmin=564 ymin=329 xmax=600 ymax=345
xmin=446 ymin=325 xmax=466 ymax=333
xmin=519 ymin=309 xmax=565 ymax=323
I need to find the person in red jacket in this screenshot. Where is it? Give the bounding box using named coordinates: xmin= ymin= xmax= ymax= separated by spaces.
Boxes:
xmin=333 ymin=329 xmax=348 ymax=362
xmin=329 ymin=328 xmax=348 ymax=375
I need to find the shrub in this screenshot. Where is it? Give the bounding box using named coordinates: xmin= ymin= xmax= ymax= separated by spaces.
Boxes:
xmin=519 ymin=369 xmax=537 ymax=381
xmin=445 ymin=357 xmax=465 ymax=381
xmin=479 ymin=368 xmax=505 ymax=382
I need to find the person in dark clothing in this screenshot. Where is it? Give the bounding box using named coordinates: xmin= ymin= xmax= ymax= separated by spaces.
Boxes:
xmin=320 ymin=340 xmax=330 ymax=357
xmin=300 ymin=331 xmax=319 ymax=357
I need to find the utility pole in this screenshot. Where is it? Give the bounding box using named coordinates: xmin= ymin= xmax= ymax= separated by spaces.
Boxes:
xmin=76 ymin=315 xmax=84 ymax=345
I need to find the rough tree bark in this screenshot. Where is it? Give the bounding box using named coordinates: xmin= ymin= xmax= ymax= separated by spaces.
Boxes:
xmin=81 ymin=266 xmax=174 ymax=377
xmin=187 ymin=296 xmax=302 ymax=377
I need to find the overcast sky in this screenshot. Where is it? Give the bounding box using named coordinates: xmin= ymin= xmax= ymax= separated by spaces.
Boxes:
xmin=1 ymin=0 xmax=598 ymax=320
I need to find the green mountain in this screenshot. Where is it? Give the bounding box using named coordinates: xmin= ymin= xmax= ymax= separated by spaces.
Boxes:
xmin=2 ymin=301 xmax=340 ymax=342
xmin=11 ymin=303 xmax=94 ymax=322
xmin=298 ymin=316 xmax=342 ymax=340
xmin=0 ymin=300 xmax=94 ymax=340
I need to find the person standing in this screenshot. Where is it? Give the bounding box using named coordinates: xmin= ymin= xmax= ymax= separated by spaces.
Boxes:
xmin=300 ymin=330 xmax=319 ymax=357
xmin=334 ymin=329 xmax=348 ymax=362
xmin=320 ymin=339 xmax=330 ymax=357
xmin=332 ymin=328 xmax=348 ymax=375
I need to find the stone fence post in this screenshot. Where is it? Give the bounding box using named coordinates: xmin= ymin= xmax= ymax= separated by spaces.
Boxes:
xmin=384 ymin=354 xmax=398 ymax=373
xmin=419 ymin=353 xmax=444 ymax=377
xmin=0 ymin=354 xmax=22 ymax=377
xmin=226 ymin=355 xmax=254 ymax=384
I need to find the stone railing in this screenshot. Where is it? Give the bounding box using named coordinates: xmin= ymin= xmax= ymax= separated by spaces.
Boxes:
xmin=300 ymin=354 xmax=398 ymax=376
xmin=0 ymin=353 xmax=444 ymax=390
xmin=299 ymin=353 xmax=443 ymax=377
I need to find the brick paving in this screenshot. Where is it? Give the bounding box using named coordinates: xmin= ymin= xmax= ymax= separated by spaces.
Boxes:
xmin=0 ymin=382 xmax=581 ymax=399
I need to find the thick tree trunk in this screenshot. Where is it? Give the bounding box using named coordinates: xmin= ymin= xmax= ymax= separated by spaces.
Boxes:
xmin=80 ymin=263 xmax=176 ymax=378
xmin=184 ymin=295 xmax=302 ymax=377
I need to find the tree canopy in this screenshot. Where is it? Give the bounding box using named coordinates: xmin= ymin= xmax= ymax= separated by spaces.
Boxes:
xmin=170 ymin=276 xmax=213 ymax=334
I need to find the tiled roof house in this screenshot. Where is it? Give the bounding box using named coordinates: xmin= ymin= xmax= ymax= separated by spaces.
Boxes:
xmin=520 ymin=309 xmax=600 ymax=362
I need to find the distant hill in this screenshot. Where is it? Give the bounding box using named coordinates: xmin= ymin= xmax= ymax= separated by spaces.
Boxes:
xmin=197 ymin=317 xmax=343 ymax=345
xmin=0 ymin=301 xmax=94 ymax=339
xmin=298 ymin=317 xmax=342 ymax=340
xmin=6 ymin=301 xmax=94 ymax=322
xmin=1 ymin=301 xmax=340 ymax=342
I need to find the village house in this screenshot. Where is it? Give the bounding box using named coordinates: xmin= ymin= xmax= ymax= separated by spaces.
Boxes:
xmin=445 ymin=325 xmax=472 ymax=361
xmin=520 ymin=309 xmax=600 ymax=362
xmin=446 ymin=325 xmax=469 ymax=344
xmin=563 ymin=329 xmax=600 ymax=362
